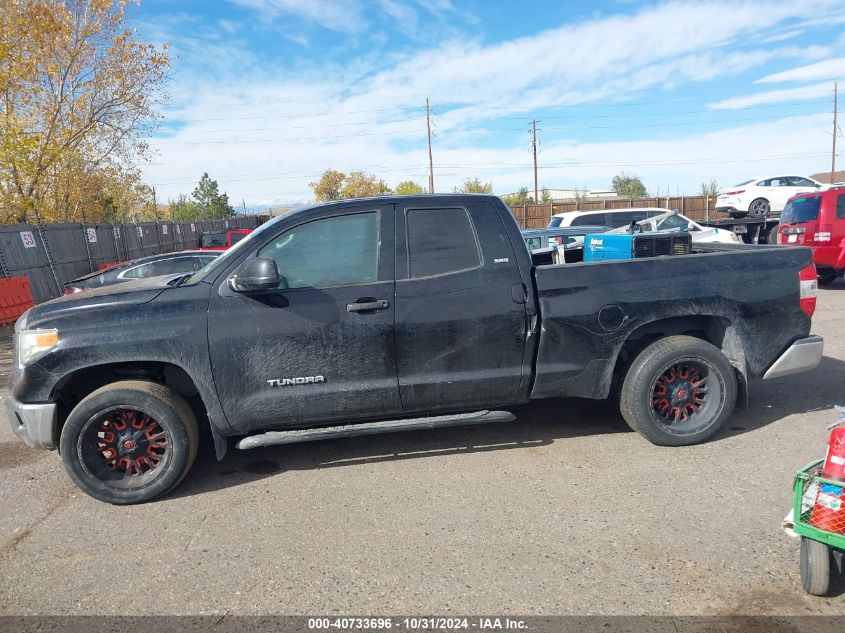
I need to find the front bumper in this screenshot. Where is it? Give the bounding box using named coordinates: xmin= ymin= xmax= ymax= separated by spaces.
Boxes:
xmin=4 ymin=396 xmax=57 ymax=450
xmin=763 ymin=335 xmax=824 ymax=380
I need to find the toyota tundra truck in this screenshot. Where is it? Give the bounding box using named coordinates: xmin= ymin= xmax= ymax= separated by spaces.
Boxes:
xmin=6 ymin=194 xmax=823 ymax=504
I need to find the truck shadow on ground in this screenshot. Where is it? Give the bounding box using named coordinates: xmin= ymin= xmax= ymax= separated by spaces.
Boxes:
xmin=173 ymin=354 xmax=845 ymax=499
xmin=172 ymin=397 xmax=629 ymax=499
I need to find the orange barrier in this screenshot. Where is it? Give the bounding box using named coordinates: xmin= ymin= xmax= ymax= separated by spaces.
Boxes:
xmin=98 ymin=261 xmax=127 ymax=270
xmin=0 ymin=276 xmax=35 ymax=325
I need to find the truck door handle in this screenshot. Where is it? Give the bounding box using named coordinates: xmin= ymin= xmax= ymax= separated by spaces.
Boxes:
xmin=347 ymin=298 xmax=390 ymax=312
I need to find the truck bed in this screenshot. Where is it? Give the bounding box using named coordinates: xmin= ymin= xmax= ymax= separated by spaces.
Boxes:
xmin=529 ymin=243 xmax=813 ymax=400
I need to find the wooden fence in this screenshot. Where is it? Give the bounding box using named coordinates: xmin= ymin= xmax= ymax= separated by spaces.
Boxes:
xmin=508 ymin=195 xmax=720 ymax=229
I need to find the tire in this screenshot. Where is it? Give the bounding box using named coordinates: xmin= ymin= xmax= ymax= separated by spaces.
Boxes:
xmin=818 ymin=270 xmax=838 ymax=285
xmin=59 ymin=380 xmax=198 ymax=505
xmin=800 ymin=537 xmax=831 ymax=596
xmin=619 ymin=335 xmax=737 ymax=446
xmin=748 ymin=198 xmax=770 ymax=217
xmin=766 ymin=224 xmax=780 ymax=245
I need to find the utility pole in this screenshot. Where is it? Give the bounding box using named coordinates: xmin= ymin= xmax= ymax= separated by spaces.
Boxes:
xmin=426 ymin=98 xmax=434 ymax=193
xmin=530 ymin=120 xmax=539 ymax=203
xmin=832 ymin=81 xmax=838 ymax=184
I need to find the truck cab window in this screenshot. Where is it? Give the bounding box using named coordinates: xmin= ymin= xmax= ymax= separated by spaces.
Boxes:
xmin=257 ymin=211 xmax=379 ymax=289
xmin=406 ymin=207 xmax=481 ymax=278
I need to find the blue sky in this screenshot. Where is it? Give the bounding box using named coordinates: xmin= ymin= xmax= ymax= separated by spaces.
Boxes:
xmin=134 ymin=0 xmax=845 ymax=206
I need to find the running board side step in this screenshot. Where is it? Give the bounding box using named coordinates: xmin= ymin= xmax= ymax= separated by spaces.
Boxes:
xmin=236 ymin=410 xmax=515 ymax=450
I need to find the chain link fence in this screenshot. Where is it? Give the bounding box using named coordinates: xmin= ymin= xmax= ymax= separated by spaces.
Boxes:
xmin=0 ymin=216 xmax=259 ymax=303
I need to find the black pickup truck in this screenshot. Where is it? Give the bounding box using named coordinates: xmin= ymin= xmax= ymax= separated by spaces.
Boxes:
xmin=6 ymin=194 xmax=823 ymax=504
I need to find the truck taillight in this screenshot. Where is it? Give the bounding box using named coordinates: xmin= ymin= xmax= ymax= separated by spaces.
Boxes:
xmin=799 ymin=263 xmax=818 ymax=318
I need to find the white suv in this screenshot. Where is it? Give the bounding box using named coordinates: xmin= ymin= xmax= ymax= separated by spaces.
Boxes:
xmin=715 ymin=175 xmax=824 ymax=218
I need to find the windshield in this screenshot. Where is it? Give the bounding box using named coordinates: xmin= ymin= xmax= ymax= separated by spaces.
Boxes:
xmin=200 ymin=232 xmax=227 ymax=247
xmin=230 ymin=231 xmax=249 ymax=244
xmin=781 ymin=196 xmax=821 ymax=223
xmin=548 ymin=217 xmax=562 ymax=228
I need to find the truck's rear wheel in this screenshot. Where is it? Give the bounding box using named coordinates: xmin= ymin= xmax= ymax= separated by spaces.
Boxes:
xmin=59 ymin=380 xmax=198 ymax=505
xmin=619 ymin=336 xmax=737 ymax=446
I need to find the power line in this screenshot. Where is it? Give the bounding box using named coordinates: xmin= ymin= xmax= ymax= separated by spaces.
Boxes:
xmin=150 ymin=110 xmax=826 ymax=146
xmin=148 ymin=152 xmax=829 ymax=187
xmin=159 ymin=93 xmax=833 ymax=125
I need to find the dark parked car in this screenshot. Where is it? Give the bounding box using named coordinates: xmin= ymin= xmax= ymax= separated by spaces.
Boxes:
xmin=63 ymin=251 xmax=220 ymax=294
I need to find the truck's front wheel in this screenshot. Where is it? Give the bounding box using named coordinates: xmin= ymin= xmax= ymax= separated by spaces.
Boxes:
xmin=619 ymin=336 xmax=737 ymax=446
xmin=59 ymin=381 xmax=198 ymax=504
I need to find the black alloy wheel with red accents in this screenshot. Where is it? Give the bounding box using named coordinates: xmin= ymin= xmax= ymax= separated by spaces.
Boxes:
xmin=619 ymin=335 xmax=737 ymax=446
xmin=60 ymin=381 xmax=198 ymax=505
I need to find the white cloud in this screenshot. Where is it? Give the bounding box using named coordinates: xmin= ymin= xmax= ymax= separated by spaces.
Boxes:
xmin=141 ymin=0 xmax=845 ymax=204
xmin=756 ymin=57 xmax=845 ymax=83
xmin=228 ymin=0 xmax=366 ymax=32
xmin=709 ymin=82 xmax=833 ymax=109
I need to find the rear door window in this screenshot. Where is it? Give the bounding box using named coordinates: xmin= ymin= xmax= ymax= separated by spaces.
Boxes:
xmin=781 ymin=197 xmax=822 ymax=223
xmin=571 ymin=213 xmax=605 ymax=227
xmin=406 ymin=207 xmax=481 ymax=278
xmin=836 ymin=194 xmax=845 ymax=219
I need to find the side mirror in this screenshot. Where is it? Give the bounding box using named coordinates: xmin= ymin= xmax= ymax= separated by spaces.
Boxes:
xmin=229 ymin=257 xmax=279 ymax=293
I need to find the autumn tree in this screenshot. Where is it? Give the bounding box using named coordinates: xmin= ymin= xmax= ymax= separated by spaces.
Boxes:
xmin=456 ymin=177 xmax=493 ymax=194
xmin=395 ymin=180 xmax=424 ymax=195
xmin=0 ymin=0 xmax=169 ymax=223
xmin=611 ymin=172 xmax=647 ymax=199
xmin=502 ymin=187 xmax=531 ymax=206
xmin=340 ymin=171 xmax=392 ymax=198
xmin=192 ymin=173 xmax=234 ymax=219
xmin=309 ymin=169 xmax=346 ymax=202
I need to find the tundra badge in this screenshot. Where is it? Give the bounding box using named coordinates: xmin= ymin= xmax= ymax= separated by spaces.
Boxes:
xmin=267 ymin=376 xmax=326 ymax=387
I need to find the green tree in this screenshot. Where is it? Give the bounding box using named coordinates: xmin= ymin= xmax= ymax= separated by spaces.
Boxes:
xmin=341 ymin=171 xmax=392 ymax=198
xmin=192 ymin=173 xmax=234 ymax=219
xmin=395 ymin=180 xmax=424 ymax=195
xmin=168 ymin=194 xmax=196 ymax=220
xmin=540 ymin=187 xmax=552 ymax=203
xmin=612 ymin=172 xmax=647 ymax=199
xmin=502 ymin=187 xmax=531 ymax=206
xmin=456 ymin=177 xmax=493 ymax=194
xmin=574 ymin=188 xmax=590 ymax=204
xmin=699 ymin=179 xmax=719 ymax=197
xmin=309 ymin=169 xmax=346 ymax=201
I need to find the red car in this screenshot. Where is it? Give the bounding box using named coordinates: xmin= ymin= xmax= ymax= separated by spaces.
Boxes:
xmin=197 ymin=228 xmax=252 ymax=251
xmin=778 ymin=186 xmax=845 ymax=284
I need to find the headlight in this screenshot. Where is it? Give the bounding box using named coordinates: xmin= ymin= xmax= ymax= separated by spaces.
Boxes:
xmin=17 ymin=328 xmax=59 ymax=367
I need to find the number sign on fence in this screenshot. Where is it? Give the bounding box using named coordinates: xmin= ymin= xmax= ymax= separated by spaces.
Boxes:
xmin=20 ymin=231 xmax=36 ymax=248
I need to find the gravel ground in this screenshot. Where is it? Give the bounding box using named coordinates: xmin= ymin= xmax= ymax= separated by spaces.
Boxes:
xmin=1 ymin=286 xmax=845 ymax=617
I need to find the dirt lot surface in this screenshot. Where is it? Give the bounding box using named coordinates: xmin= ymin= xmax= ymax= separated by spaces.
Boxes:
xmin=1 ymin=287 xmax=845 ymax=617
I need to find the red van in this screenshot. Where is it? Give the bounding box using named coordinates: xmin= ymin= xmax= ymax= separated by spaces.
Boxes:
xmin=197 ymin=228 xmax=252 ymax=251
xmin=778 ymin=186 xmax=845 ymax=284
